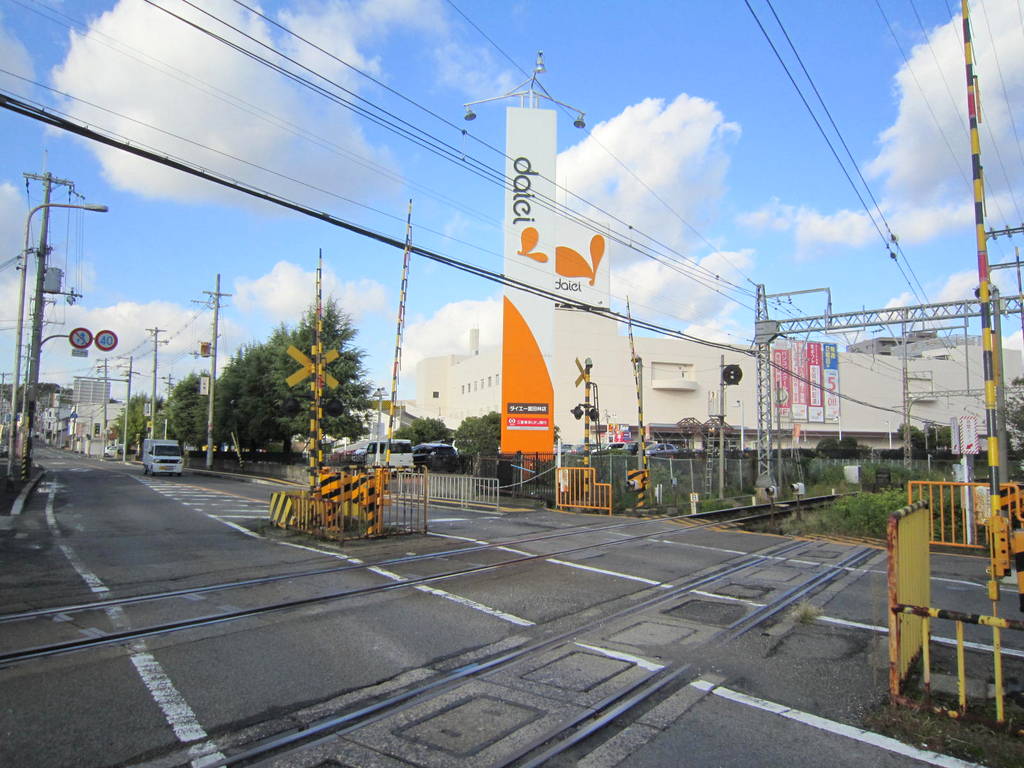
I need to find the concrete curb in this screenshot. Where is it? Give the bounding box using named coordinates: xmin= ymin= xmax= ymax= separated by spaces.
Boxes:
xmin=10 ymin=470 xmax=46 ymax=517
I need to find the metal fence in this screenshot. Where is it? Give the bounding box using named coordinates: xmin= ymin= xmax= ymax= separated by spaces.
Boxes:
xmin=269 ymin=468 xmax=427 ymax=541
xmin=555 ymin=467 xmax=612 ymax=514
xmin=392 ymin=471 xmax=499 ymax=513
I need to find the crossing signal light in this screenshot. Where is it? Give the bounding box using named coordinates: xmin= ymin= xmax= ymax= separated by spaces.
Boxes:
xmin=324 ymin=398 xmax=344 ymax=418
xmin=722 ymin=364 xmax=743 ymax=385
xmin=281 ymin=397 xmax=302 ymax=417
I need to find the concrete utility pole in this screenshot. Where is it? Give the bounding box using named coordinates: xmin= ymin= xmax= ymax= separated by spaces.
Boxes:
xmin=202 ymin=274 xmax=230 ymax=469
xmin=718 ymin=355 xmax=726 ymax=498
xmin=146 ymin=328 xmax=166 ymax=439
xmin=99 ymin=358 xmax=109 ymax=450
xmin=162 ymin=373 xmax=174 ymax=439
xmin=120 ymin=356 xmax=133 ymax=463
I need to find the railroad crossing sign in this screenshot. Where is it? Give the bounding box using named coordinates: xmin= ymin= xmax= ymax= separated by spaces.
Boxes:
xmin=69 ymin=327 xmax=93 ymax=349
xmin=94 ymin=329 xmax=118 ymax=351
xmin=285 ymin=345 xmax=340 ymax=389
xmin=574 ymin=357 xmax=592 ymax=387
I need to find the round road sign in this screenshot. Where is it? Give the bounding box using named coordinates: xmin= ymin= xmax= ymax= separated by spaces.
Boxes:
xmin=69 ymin=327 xmax=93 ymax=349
xmin=95 ymin=329 xmax=118 ymax=352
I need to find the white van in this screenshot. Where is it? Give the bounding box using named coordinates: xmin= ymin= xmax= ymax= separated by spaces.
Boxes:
xmin=336 ymin=439 xmax=414 ymax=469
xmin=142 ymin=438 xmax=184 ymax=476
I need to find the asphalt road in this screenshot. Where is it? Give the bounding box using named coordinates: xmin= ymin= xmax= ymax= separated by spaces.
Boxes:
xmin=1 ymin=446 xmax=1017 ymax=767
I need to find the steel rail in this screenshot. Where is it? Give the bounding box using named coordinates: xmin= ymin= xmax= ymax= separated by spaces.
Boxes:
xmin=0 ymin=504 xmax=823 ymax=667
xmin=211 ymin=540 xmax=814 ymax=766
xmin=219 ymin=536 xmax=861 ymax=767
xmin=0 ymin=492 xmax=838 ymax=625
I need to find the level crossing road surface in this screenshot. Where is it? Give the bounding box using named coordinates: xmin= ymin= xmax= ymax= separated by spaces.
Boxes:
xmin=0 ymin=447 xmax=1013 ymax=767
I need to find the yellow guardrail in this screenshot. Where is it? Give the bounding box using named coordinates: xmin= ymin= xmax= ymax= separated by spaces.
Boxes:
xmin=906 ymin=481 xmax=1024 ymax=549
xmin=888 ymin=496 xmax=1024 ymax=729
xmin=556 ymin=466 xmax=612 ymax=515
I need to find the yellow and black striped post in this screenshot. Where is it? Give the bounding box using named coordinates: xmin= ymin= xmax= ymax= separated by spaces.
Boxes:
xmin=307 ymin=253 xmax=326 ymax=495
xmin=961 ymin=2 xmax=1020 ymax=610
xmin=385 ymin=201 xmax=414 ymax=466
xmin=627 ymin=299 xmax=648 ymax=507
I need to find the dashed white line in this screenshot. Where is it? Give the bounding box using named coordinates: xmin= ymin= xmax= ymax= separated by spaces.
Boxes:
xmin=44 ymin=484 xmax=222 ymax=762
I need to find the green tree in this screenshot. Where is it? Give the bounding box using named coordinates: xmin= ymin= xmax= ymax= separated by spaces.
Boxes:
xmin=395 ymin=417 xmax=452 ymax=445
xmin=453 ymin=412 xmax=501 ymax=456
xmin=119 ymin=394 xmax=160 ymax=454
xmin=215 ymin=299 xmax=371 ymax=451
xmin=167 ymin=373 xmax=207 ymax=447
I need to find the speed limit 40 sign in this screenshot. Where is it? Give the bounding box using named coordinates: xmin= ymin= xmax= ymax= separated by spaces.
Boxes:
xmin=94 ymin=330 xmax=118 ymax=352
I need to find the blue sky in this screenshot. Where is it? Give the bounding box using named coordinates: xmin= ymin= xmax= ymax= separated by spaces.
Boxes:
xmin=1 ymin=0 xmax=1023 ymax=403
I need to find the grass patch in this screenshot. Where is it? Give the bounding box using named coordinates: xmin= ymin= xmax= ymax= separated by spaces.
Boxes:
xmin=788 ymin=601 xmax=822 ymax=624
xmin=864 ymin=703 xmax=1024 ymax=768
xmin=781 ymin=489 xmax=907 ymax=539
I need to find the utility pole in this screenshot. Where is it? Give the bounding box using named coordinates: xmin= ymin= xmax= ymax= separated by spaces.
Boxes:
xmin=99 ymin=358 xmax=109 ymax=452
xmin=902 ymin=315 xmax=911 ymax=468
xmin=120 ymin=356 xmax=133 ymax=463
xmin=199 ymin=274 xmax=230 ymax=470
xmin=21 ymin=172 xmax=73 ymax=479
xmin=146 ymin=328 xmax=166 ymax=439
xmin=718 ymin=355 xmax=726 ymax=498
xmin=162 ymin=373 xmax=174 ymax=439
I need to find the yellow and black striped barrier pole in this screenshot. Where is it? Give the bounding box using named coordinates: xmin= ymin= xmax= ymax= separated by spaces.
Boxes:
xmin=627 ymin=299 xmax=649 ymax=508
xmin=961 ymin=1 xmax=1021 ymax=611
xmin=385 ymin=201 xmax=413 ymax=466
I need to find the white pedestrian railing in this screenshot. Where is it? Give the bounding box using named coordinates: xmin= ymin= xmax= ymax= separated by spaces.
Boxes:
xmin=392 ymin=471 xmax=500 ymax=513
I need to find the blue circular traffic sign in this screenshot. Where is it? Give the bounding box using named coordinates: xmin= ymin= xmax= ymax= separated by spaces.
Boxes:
xmin=69 ymin=327 xmax=93 ymax=349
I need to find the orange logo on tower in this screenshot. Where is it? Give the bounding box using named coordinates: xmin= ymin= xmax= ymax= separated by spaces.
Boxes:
xmin=518 ymin=227 xmax=606 ymax=289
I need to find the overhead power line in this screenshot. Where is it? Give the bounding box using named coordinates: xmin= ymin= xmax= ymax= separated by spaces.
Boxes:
xmin=0 ymin=89 xmax=933 ymax=422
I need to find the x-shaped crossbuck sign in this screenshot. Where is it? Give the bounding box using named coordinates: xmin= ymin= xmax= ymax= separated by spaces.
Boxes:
xmin=286 ymin=345 xmax=340 ymax=389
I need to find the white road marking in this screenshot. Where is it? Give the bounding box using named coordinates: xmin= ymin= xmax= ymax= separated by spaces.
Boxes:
xmin=690 ymin=679 xmax=981 ymax=768
xmin=44 ymin=484 xmax=222 ymax=760
xmin=366 ymin=565 xmax=534 ymax=626
xmin=547 ymin=558 xmax=667 ymax=587
xmin=575 ymin=642 xmax=664 ymax=671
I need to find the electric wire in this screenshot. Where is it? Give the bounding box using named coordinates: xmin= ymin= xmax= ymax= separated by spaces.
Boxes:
xmin=974 ymin=0 xmax=1024 ymax=224
xmin=763 ymin=0 xmax=929 ymax=305
xmin=3 ymin=88 xmax=936 ymax=423
xmin=442 ymin=0 xmax=757 ymax=285
xmin=218 ymin=0 xmax=756 ymax=303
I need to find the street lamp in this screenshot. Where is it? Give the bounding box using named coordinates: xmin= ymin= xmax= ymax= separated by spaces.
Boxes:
xmin=6 ymin=202 xmax=108 ymax=484
xmin=734 ymin=399 xmax=745 ymax=450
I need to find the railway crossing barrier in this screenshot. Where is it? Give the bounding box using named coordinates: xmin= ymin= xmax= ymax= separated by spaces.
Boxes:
xmin=556 ymin=466 xmax=612 ymax=514
xmin=888 ymin=498 xmax=1024 ymax=728
xmin=268 ymin=468 xmax=427 ymax=540
xmin=907 ymin=481 xmax=1024 ymax=549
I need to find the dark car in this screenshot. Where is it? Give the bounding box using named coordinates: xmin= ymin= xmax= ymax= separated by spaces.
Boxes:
xmin=412 ymin=443 xmax=460 ymax=472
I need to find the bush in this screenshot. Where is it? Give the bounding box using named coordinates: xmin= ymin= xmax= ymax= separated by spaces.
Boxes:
xmin=787 ymin=488 xmax=907 ymax=539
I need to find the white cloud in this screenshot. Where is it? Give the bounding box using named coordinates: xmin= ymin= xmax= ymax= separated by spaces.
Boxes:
xmin=741 ymin=0 xmax=1024 ymax=254
xmin=738 ymin=198 xmax=875 ymax=256
xmin=233 ymin=260 xmax=388 ymax=323
xmin=402 ymin=296 xmax=500 ymax=373
xmin=613 ymin=248 xmax=754 ymax=329
xmin=46 ymin=0 xmax=435 ymax=206
xmin=865 ymin=1 xmax=1024 ymax=211
xmin=0 ymin=182 xmax=27 ymax=333
xmin=557 ymin=94 xmax=740 ymax=251
xmin=0 ymin=11 xmax=33 ymax=88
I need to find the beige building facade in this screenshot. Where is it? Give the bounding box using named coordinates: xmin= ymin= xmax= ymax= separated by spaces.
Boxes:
xmin=414 ymin=307 xmax=1020 ymax=451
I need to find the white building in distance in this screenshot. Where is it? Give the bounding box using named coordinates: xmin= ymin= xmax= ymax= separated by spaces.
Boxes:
xmin=413 ymin=309 xmax=1019 ymax=451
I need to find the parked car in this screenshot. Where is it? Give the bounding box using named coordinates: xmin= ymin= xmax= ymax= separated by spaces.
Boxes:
xmin=646 ymin=442 xmax=679 ymax=457
xmin=413 ymin=443 xmax=460 ymax=472
xmin=334 ymin=439 xmax=414 ymax=469
xmin=103 ymin=444 xmax=123 ymax=459
xmin=605 ymin=441 xmax=639 ymax=454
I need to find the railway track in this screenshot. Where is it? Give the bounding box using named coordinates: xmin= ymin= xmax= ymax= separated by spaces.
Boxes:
xmin=191 ymin=540 xmax=876 ymax=767
xmin=0 ymin=495 xmax=840 ymax=665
